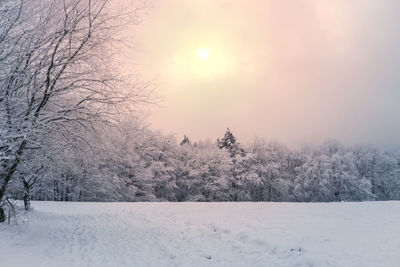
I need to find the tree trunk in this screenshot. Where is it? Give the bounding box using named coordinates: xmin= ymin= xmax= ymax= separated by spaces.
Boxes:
xmin=22 ymin=178 xmax=31 ymax=210
xmin=0 ymin=207 xmax=5 ymax=223
xmin=268 ymin=184 xmax=272 ymax=201
xmin=65 ymin=175 xmax=70 ymax=202
xmin=0 ymin=140 xmax=26 ymax=203
xmin=54 ymin=180 xmax=59 ymax=201
xmin=23 ymin=181 xmax=31 ymax=210
xmin=23 ymin=193 xmax=31 ymax=210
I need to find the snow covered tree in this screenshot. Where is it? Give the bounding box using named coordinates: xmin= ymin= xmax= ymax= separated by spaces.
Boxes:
xmin=180 ymin=135 xmax=191 ymax=146
xmin=352 ymin=146 xmax=400 ymax=200
xmin=218 ymin=128 xmax=244 ymax=158
xmin=293 ymin=142 xmax=373 ymax=202
xmin=186 ymin=141 xmax=232 ymax=201
xmin=0 ymin=0 xmax=149 ymax=219
xmin=227 ymin=152 xmax=260 ymax=201
xmin=245 ymin=140 xmax=290 ymax=201
xmin=174 ymin=143 xmax=194 ymax=201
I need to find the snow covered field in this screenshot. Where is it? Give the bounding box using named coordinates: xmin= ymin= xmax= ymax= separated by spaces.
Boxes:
xmin=1 ymin=201 xmax=400 ymax=267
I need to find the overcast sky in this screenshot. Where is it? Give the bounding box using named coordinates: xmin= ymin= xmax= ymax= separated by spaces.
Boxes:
xmin=124 ymin=0 xmax=400 ymax=148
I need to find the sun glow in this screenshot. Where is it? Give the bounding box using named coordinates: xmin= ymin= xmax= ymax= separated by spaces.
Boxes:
xmin=197 ymin=47 xmax=210 ymax=60
xmin=166 ymin=38 xmax=238 ymax=83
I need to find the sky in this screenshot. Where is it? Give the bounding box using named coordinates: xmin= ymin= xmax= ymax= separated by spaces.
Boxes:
xmin=123 ymin=0 xmax=400 ymax=148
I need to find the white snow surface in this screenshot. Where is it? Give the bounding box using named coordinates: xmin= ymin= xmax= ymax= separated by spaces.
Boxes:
xmin=1 ymin=201 xmax=400 ymax=267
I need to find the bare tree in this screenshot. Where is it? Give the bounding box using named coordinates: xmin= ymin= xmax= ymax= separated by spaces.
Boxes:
xmin=0 ymin=0 xmax=149 ymax=221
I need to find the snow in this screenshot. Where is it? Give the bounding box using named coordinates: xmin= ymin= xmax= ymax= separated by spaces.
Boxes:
xmin=1 ymin=201 xmax=400 ymax=267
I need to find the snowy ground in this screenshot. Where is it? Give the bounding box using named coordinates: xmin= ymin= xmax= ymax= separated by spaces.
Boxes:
xmin=1 ymin=201 xmax=400 ymax=267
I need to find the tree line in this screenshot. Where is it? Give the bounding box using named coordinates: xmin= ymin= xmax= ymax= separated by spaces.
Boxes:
xmin=7 ymin=124 xmax=400 ymax=204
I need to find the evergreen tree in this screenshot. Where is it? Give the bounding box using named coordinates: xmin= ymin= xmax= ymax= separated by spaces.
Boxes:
xmin=180 ymin=135 xmax=191 ymax=146
xmin=218 ymin=128 xmax=244 ymax=157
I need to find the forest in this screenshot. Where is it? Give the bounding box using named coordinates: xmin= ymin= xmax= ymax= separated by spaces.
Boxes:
xmin=7 ymin=124 xmax=400 ymax=204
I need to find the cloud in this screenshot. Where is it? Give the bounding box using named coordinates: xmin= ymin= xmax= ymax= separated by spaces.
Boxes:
xmin=129 ymin=0 xmax=400 ymax=148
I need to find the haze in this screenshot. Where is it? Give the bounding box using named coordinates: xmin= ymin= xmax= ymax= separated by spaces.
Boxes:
xmin=126 ymin=0 xmax=400 ymax=148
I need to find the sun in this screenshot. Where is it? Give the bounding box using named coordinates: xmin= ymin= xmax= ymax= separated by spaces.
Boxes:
xmin=167 ymin=43 xmax=237 ymax=82
xmin=197 ymin=47 xmax=210 ymax=60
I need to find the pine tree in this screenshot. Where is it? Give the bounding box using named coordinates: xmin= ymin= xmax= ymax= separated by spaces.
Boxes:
xmin=218 ymin=128 xmax=243 ymax=157
xmin=180 ymin=135 xmax=191 ymax=146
